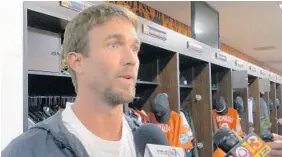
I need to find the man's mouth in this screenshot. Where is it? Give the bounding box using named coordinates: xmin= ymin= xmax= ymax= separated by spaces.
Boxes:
xmin=122 ymin=75 xmax=133 ymax=80
xmin=119 ymin=74 xmax=136 ymax=82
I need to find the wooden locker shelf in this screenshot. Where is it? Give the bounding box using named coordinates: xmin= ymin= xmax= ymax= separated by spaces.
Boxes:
xmin=179 ymin=85 xmax=194 ymax=89
xmin=136 ymin=80 xmax=158 ymax=86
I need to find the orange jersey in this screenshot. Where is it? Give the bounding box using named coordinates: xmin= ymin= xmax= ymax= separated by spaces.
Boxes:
xmin=148 ymin=111 xmax=193 ymax=150
xmin=213 ymin=148 xmax=226 ymax=157
xmin=213 ymin=108 xmax=245 ymax=137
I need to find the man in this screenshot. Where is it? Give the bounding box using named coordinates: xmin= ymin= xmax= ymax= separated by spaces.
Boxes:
xmin=2 ymin=3 xmax=141 ymax=157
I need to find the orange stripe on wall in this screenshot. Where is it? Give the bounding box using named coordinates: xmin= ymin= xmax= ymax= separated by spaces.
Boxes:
xmin=105 ymin=1 xmax=192 ymax=37
xmin=106 ymin=1 xmax=280 ymax=75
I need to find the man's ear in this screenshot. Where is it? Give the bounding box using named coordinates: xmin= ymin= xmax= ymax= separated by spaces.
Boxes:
xmin=67 ymin=52 xmax=84 ymax=74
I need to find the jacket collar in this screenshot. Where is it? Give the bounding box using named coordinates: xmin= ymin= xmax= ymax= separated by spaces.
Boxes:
xmin=30 ymin=110 xmax=89 ymax=157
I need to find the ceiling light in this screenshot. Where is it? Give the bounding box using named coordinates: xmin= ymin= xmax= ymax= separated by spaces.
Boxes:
xmin=253 ymin=46 xmax=276 ymax=51
xmin=280 ymin=4 xmax=282 ymax=10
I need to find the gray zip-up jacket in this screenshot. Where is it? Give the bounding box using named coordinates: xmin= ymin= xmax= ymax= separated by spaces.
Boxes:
xmin=2 ymin=110 xmax=141 ymax=157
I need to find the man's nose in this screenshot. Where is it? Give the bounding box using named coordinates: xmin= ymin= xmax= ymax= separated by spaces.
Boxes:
xmin=122 ymin=46 xmax=139 ymax=67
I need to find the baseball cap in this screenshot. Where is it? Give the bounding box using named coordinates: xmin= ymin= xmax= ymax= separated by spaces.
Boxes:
xmin=151 ymin=93 xmax=171 ymax=123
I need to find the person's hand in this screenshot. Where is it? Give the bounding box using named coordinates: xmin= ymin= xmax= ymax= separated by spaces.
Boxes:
xmin=188 ymin=136 xmax=194 ymax=141
xmin=267 ymin=133 xmax=282 ymax=157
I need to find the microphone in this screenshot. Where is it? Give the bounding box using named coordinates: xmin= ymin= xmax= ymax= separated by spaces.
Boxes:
xmin=133 ymin=123 xmax=169 ymax=156
xmin=213 ymin=127 xmax=272 ymax=157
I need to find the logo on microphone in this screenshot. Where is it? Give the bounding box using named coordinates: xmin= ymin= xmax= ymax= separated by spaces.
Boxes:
xmin=156 ymin=148 xmax=180 ymax=157
xmin=235 ymin=146 xmax=250 ymax=157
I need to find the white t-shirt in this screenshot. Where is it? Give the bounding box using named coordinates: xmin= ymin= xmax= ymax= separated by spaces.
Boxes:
xmin=180 ymin=111 xmax=193 ymax=138
xmin=62 ymin=104 xmax=137 ymax=157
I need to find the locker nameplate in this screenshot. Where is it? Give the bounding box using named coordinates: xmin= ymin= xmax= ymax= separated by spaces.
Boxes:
xmin=249 ymin=66 xmax=256 ymax=72
xmin=187 ymin=41 xmax=204 ymax=53
xmin=260 ymin=70 xmax=266 ymax=76
xmin=142 ymin=24 xmax=167 ymax=41
xmin=60 ymin=1 xmax=92 ymax=12
xmin=235 ymin=60 xmax=244 ymax=68
xmin=215 ymin=52 xmax=227 ymax=62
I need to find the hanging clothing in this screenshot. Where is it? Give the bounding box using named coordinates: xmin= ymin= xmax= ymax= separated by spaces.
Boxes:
xmin=234 ymin=96 xmax=244 ymax=113
xmin=260 ymin=97 xmax=271 ymax=133
xmin=147 ymin=111 xmax=194 ymax=151
xmin=213 ymin=107 xmax=245 ymax=137
xmin=180 ymin=111 xmax=193 ymax=139
xmin=133 ymin=109 xmax=148 ymax=124
xmin=127 ymin=108 xmax=142 ymax=124
xmin=181 ymin=108 xmax=199 ymax=157
xmin=268 ymin=99 xmax=275 ymax=112
xmin=248 ymin=98 xmax=254 ymax=124
xmin=260 ymin=98 xmax=270 ymax=119
xmin=275 ymin=98 xmax=280 ymax=109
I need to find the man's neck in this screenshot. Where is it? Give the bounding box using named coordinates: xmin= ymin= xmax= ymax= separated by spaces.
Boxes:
xmin=72 ymin=90 xmax=124 ymax=141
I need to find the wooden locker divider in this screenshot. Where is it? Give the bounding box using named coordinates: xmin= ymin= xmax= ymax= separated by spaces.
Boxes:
xmin=277 ymin=84 xmax=282 ymax=135
xmin=248 ymin=76 xmax=261 ymax=135
xmin=211 ymin=64 xmax=233 ymax=108
xmin=158 ymin=54 xmax=179 ymax=112
xmin=233 ymin=88 xmax=249 ymax=134
xmin=179 ymin=54 xmax=198 ymax=110
xmin=193 ymin=63 xmax=212 ymax=157
xmin=269 ymin=82 xmax=277 ymax=133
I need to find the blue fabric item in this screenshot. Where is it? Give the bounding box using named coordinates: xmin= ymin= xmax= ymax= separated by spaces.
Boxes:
xmin=185 ymin=150 xmax=192 ymax=157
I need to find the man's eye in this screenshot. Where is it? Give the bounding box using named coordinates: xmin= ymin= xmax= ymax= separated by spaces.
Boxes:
xmin=108 ymin=43 xmax=118 ymax=49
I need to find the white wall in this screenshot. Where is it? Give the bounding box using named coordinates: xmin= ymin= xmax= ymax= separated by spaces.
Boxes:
xmin=0 ymin=0 xmax=24 ymax=150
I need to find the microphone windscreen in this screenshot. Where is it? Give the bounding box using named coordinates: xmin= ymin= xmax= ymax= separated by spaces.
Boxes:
xmin=213 ymin=127 xmax=240 ymax=153
xmin=213 ymin=127 xmax=232 ymax=146
xmin=134 ymin=123 xmax=169 ymax=156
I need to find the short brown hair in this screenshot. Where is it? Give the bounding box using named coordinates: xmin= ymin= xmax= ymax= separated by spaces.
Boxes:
xmin=62 ymin=3 xmax=139 ymax=93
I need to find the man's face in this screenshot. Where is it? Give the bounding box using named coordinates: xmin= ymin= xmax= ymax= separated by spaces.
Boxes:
xmin=80 ymin=17 xmax=140 ymax=105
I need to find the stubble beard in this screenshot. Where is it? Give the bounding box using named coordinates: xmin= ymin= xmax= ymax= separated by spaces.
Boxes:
xmin=103 ymin=84 xmax=136 ymax=106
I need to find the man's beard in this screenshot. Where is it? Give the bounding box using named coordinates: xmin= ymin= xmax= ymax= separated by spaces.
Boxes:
xmin=103 ymin=85 xmax=136 ymax=106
